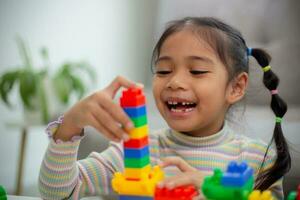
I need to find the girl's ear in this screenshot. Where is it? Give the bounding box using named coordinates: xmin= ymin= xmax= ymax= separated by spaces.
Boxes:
xmin=226 ymin=72 xmax=248 ymax=104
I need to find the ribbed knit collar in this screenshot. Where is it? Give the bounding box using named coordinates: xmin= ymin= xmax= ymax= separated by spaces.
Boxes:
xmin=167 ymin=122 xmax=232 ymax=148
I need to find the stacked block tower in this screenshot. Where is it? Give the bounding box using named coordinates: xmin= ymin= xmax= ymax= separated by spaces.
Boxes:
xmin=112 ymin=88 xmax=164 ymax=199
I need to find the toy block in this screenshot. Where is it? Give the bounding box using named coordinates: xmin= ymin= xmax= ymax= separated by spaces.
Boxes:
xmin=112 ymin=165 xmax=164 ymax=196
xmin=0 ymin=185 xmax=7 ymax=200
xmin=120 ymin=88 xmax=146 ymax=107
xmin=221 ymin=161 xmax=253 ymax=187
xmin=248 ymin=190 xmax=274 ymax=200
xmin=123 ymin=105 xmax=147 ymax=118
xmin=124 ymin=136 xmax=149 ymax=148
xmin=119 ymin=195 xmax=153 ymax=200
xmin=287 ymin=192 xmax=297 ymax=200
xmin=154 ymin=185 xmax=198 ymax=200
xmin=131 ymin=115 xmax=148 ymax=128
xmin=125 ymin=156 xmax=150 ymax=168
xmin=201 ymin=168 xmax=253 ymax=200
xmin=124 ymin=145 xmax=150 ymax=158
xmin=124 ymin=165 xmax=151 ymax=179
xmin=288 ymin=185 xmax=300 ymax=200
xmin=296 ymin=185 xmax=300 ymax=200
xmin=128 ymin=125 xmax=148 ymax=139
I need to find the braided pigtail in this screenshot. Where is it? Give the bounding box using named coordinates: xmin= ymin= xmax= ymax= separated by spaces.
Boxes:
xmin=248 ymin=48 xmax=291 ymax=190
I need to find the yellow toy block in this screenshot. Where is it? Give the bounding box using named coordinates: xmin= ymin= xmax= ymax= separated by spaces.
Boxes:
xmin=124 ymin=165 xmax=151 ymax=179
xmin=112 ymin=165 xmax=164 ymax=196
xmin=128 ymin=125 xmax=148 ymax=139
xmin=248 ymin=190 xmax=274 ymax=200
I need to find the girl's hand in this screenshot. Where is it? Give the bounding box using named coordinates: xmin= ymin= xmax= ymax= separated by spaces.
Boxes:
xmin=157 ymin=157 xmax=204 ymax=190
xmin=54 ymin=76 xmax=142 ymax=142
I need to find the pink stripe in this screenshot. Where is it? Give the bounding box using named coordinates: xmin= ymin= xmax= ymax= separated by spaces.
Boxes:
xmin=43 ymin=160 xmax=74 ymax=173
xmin=78 ymin=163 xmax=95 ymax=194
xmin=49 ymin=147 xmax=77 ymax=156
xmin=161 ymin=148 xmax=265 ymax=160
xmin=39 ymin=172 xmax=78 ymax=188
xmin=271 ymin=89 xmax=278 ymax=95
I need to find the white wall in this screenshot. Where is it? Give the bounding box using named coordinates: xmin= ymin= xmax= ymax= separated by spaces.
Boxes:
xmin=0 ymin=0 xmax=158 ymax=195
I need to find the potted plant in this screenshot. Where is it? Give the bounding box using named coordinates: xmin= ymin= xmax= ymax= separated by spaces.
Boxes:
xmin=0 ymin=37 xmax=96 ymax=125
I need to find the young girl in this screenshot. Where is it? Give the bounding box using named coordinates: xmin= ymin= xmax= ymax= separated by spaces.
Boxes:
xmin=39 ymin=17 xmax=290 ymax=200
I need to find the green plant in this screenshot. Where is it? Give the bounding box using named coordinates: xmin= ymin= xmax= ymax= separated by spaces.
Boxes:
xmin=0 ymin=37 xmax=96 ymax=124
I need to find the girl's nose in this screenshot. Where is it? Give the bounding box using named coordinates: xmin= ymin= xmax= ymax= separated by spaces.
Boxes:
xmin=166 ymin=75 xmax=187 ymax=90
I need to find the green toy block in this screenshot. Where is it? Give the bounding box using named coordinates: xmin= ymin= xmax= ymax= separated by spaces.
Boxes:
xmin=124 ymin=156 xmax=150 ymax=168
xmin=0 ymin=185 xmax=7 ymax=200
xmin=202 ymin=168 xmax=254 ymax=200
xmin=131 ymin=115 xmax=147 ymax=128
xmin=287 ymin=191 xmax=297 ymax=200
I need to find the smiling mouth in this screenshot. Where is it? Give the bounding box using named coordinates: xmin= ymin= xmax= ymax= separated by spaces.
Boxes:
xmin=165 ymin=100 xmax=197 ymax=113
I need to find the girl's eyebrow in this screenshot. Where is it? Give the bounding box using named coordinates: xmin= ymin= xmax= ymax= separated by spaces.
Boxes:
xmin=187 ymin=55 xmax=213 ymax=64
xmin=155 ymin=55 xmax=214 ymax=65
xmin=155 ymin=56 xmax=172 ymax=64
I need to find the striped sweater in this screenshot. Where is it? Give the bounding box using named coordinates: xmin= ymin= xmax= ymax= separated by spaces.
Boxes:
xmin=38 ymin=123 xmax=283 ymax=199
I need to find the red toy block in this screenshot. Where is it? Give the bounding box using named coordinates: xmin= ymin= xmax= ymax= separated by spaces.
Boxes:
xmin=154 ymin=185 xmax=199 ymax=200
xmin=297 ymin=184 xmax=300 ymax=200
xmin=124 ymin=136 xmax=149 ymax=148
xmin=120 ymin=88 xmax=146 ymax=107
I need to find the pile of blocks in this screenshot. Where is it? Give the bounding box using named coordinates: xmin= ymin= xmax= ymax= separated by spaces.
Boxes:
xmin=202 ymin=161 xmax=275 ymax=200
xmin=202 ymin=161 xmax=254 ymax=200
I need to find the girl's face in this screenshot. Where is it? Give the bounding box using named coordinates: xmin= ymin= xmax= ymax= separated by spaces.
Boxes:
xmin=152 ymin=29 xmax=239 ymax=137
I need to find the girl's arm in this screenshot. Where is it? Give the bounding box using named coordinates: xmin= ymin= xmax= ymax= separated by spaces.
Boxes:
xmin=39 ymin=136 xmax=123 ymax=199
xmin=38 ymin=76 xmax=139 ymax=199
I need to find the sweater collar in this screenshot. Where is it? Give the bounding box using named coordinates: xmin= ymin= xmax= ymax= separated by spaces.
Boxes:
xmin=167 ymin=122 xmax=232 ymax=147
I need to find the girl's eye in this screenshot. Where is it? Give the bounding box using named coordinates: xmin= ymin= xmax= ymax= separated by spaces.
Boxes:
xmin=190 ymin=70 xmax=209 ymax=75
xmin=155 ymin=70 xmax=172 ymax=75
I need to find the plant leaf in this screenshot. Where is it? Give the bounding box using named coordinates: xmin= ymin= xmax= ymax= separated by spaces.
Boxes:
xmin=19 ymin=70 xmax=37 ymax=109
xmin=52 ymin=73 xmax=72 ymax=104
xmin=70 ymin=75 xmax=85 ymax=99
xmin=0 ymin=70 xmax=20 ymax=107
xmin=36 ymin=74 xmax=49 ymax=123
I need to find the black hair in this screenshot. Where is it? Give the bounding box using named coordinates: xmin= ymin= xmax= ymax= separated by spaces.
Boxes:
xmin=151 ymin=17 xmax=291 ymax=190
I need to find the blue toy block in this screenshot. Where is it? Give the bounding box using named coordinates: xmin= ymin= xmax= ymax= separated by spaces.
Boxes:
xmin=124 ymin=145 xmax=149 ymax=158
xmin=123 ymin=105 xmax=146 ymax=118
xmin=119 ymin=195 xmax=153 ymax=200
xmin=221 ymin=161 xmax=253 ymax=187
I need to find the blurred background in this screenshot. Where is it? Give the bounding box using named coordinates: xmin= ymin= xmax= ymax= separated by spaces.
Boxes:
xmin=0 ymin=0 xmax=299 ymax=198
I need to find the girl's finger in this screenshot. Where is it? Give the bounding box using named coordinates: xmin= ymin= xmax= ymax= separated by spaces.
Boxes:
xmin=159 ymin=157 xmax=196 ymax=172
xmin=99 ymin=94 xmax=134 ymax=131
xmin=105 ymin=76 xmax=137 ymax=98
xmin=88 ymin=114 xmax=121 ymax=142
xmin=158 ymin=175 xmax=194 ymax=190
xmin=91 ymin=104 xmax=129 ymax=141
